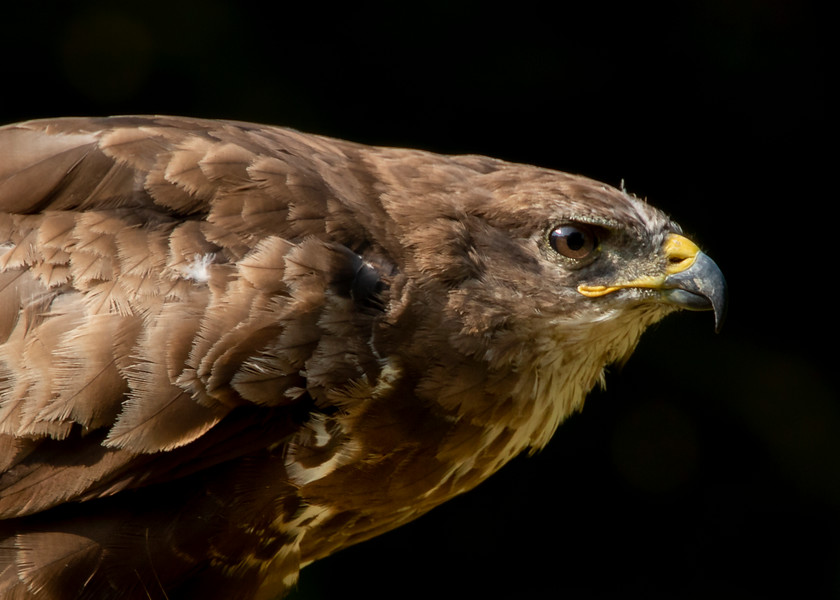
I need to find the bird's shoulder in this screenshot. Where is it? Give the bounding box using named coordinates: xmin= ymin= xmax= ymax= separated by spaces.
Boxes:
xmin=0 ymin=117 xmax=409 ymax=518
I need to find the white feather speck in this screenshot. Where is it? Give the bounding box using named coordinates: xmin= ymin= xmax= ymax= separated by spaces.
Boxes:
xmin=181 ymin=253 xmax=215 ymax=282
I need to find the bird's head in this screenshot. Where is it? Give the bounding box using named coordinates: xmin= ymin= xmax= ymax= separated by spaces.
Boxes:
xmin=382 ymin=160 xmax=725 ymax=355
xmin=374 ymin=157 xmax=726 ymax=448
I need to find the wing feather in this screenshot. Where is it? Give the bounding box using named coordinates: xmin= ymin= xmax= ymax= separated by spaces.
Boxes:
xmin=0 ymin=116 xmax=386 ymax=499
xmin=0 ymin=116 xmax=399 ymax=596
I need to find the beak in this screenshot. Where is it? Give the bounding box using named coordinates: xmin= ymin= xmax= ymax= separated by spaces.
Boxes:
xmin=578 ymin=234 xmax=728 ymax=332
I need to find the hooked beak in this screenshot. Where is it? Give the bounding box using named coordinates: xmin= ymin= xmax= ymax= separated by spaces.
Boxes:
xmin=577 ymin=234 xmax=727 ymax=332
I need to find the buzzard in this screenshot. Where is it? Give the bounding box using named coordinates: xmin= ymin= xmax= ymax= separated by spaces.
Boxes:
xmin=0 ymin=117 xmax=725 ymax=599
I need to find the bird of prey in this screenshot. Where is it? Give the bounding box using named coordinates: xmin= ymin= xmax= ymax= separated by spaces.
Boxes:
xmin=0 ymin=116 xmax=725 ymax=599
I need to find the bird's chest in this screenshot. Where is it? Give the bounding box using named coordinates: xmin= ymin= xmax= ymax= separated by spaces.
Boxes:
xmin=291 ymin=416 xmax=509 ymax=565
xmin=287 ymin=363 xmax=582 ymax=564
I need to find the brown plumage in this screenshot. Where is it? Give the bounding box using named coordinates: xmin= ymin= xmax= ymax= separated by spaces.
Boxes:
xmin=0 ymin=116 xmax=725 ymax=599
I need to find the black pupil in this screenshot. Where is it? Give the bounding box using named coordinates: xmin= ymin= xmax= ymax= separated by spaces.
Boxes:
xmin=565 ymin=230 xmax=586 ymax=251
xmin=550 ymin=224 xmax=596 ymax=259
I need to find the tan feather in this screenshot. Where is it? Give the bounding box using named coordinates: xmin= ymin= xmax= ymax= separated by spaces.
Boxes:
xmin=15 ymin=531 xmax=102 ymax=595
xmin=104 ymin=377 xmax=226 ymax=453
xmin=44 ymin=313 xmax=133 ymax=429
xmin=98 ymin=125 xmax=170 ymax=173
xmin=237 ymin=236 xmax=294 ymax=293
xmin=0 ymin=128 xmax=96 ymax=214
xmin=107 ymin=309 xmax=229 ymax=452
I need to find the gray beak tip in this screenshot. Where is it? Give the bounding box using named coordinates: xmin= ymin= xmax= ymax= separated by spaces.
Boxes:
xmin=663 ymin=251 xmax=728 ymax=333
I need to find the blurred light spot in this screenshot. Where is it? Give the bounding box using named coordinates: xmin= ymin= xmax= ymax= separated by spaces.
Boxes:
xmin=611 ymin=399 xmax=699 ymax=494
xmin=60 ymin=12 xmax=153 ymax=103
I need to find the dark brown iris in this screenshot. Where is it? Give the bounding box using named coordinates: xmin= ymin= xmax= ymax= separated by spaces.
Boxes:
xmin=550 ymin=224 xmax=598 ymax=259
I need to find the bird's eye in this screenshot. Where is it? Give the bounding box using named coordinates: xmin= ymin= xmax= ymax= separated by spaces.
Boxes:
xmin=549 ymin=224 xmax=598 ymax=259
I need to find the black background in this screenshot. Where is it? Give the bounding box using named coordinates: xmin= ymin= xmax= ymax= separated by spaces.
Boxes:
xmin=1 ymin=1 xmax=835 ymax=598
